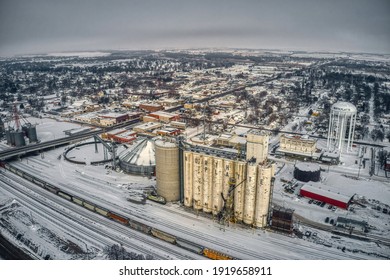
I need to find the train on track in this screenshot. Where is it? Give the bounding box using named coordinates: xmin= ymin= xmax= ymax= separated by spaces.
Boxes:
xmin=0 ymin=161 xmax=234 ymax=260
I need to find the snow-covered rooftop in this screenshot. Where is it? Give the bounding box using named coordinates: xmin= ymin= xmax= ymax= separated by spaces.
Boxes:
xmin=301 ymin=182 xmax=355 ymax=204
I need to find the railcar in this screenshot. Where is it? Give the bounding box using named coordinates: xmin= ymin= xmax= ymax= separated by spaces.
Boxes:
xmin=203 ymin=248 xmax=233 ymax=260
xmin=72 ymin=196 xmax=84 ymax=206
xmin=176 ymin=238 xmax=203 ymax=254
xmin=44 ymin=183 xmax=59 ymax=194
xmin=83 ymin=201 xmax=96 ymax=211
xmin=128 ymin=219 xmax=152 ymax=234
xmin=147 ymin=194 xmax=166 ymax=205
xmin=95 ymin=206 xmax=109 ymax=216
xmin=107 ymin=212 xmax=129 ymax=225
xmin=32 ymin=178 xmax=45 ymax=188
xmin=57 ymin=191 xmax=72 ymax=201
xmin=9 ymin=166 xmax=17 ymax=173
xmin=150 ymin=228 xmax=176 ymax=244
xmin=22 ymin=173 xmax=33 ymax=182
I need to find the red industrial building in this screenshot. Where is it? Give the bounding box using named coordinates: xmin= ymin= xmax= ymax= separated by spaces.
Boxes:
xmin=300 ymin=183 xmax=354 ymax=209
xmin=139 ymin=103 xmax=164 ymax=112
xmin=148 ymin=111 xmax=180 ymax=123
xmin=111 ymin=131 xmax=137 ymax=143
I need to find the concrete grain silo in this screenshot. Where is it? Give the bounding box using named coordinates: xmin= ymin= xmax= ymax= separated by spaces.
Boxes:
xmin=13 ymin=131 xmax=25 ymax=147
xmin=155 ymin=139 xmax=180 ymax=202
xmin=5 ymin=129 xmax=12 ymax=145
xmin=202 ymin=156 xmax=213 ymax=213
xmin=254 ymin=163 xmax=275 ymax=228
xmin=233 ymin=162 xmax=246 ymax=222
xmin=243 ymin=162 xmax=257 ymax=225
xmin=212 ymin=158 xmax=224 ymax=215
xmin=183 ymin=150 xmax=193 ymax=207
xmin=222 ymin=159 xmax=234 ymax=199
xmin=26 ymin=125 xmax=38 ymax=143
xmin=192 ymin=153 xmax=203 ymax=210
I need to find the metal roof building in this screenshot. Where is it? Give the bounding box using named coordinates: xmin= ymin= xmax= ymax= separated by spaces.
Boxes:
xmin=300 ymin=182 xmax=355 ymax=209
xmin=118 ymin=138 xmax=155 ymax=176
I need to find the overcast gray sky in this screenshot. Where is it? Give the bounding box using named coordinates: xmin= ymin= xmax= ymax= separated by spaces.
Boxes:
xmin=0 ymin=0 xmax=389 ymax=56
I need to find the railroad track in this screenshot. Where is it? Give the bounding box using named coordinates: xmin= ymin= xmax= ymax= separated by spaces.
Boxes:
xmin=0 ymin=170 xmax=197 ymax=260
xmin=9 ymin=160 xmax=371 ymax=260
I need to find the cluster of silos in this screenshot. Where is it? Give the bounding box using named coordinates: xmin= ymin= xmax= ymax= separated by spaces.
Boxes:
xmin=234 ymin=160 xmax=274 ymax=227
xmin=4 ymin=124 xmax=38 ymax=147
xmin=154 ymin=139 xmax=180 ymax=202
xmin=183 ymin=150 xmax=275 ymax=228
xmin=5 ymin=128 xmax=26 ymax=147
xmin=184 ymin=152 xmax=238 ymax=214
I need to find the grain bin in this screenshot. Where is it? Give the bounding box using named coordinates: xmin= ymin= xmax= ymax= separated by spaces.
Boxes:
xmin=155 ymin=139 xmax=180 ymax=202
xmin=192 ymin=153 xmax=203 ymax=210
xmin=5 ymin=129 xmax=13 ymax=145
xmin=243 ymin=162 xmax=257 ymax=225
xmin=13 ymin=131 xmax=25 ymax=147
xmin=202 ymin=156 xmax=213 ymax=213
xmin=233 ymin=161 xmax=246 ymax=222
xmin=119 ymin=138 xmax=155 ymax=176
xmin=212 ymin=158 xmax=224 ymax=215
xmin=254 ymin=164 xmax=274 ymax=228
xmin=294 ymin=162 xmax=321 ymax=182
xmin=183 ymin=150 xmax=193 ymax=207
xmin=26 ymin=125 xmax=38 ymax=142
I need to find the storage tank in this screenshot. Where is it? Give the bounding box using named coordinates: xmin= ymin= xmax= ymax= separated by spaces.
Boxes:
xmin=294 ymin=162 xmax=321 ymax=182
xmin=243 ymin=163 xmax=257 ymax=225
xmin=192 ymin=154 xmax=203 ymax=210
xmin=212 ymin=158 xmax=224 ymax=215
xmin=26 ymin=125 xmax=38 ymax=142
xmin=202 ymin=156 xmax=213 ymax=213
xmin=119 ymin=138 xmax=155 ymax=176
xmin=0 ymin=118 xmax=4 ymax=138
xmin=155 ymin=139 xmax=180 ymax=202
xmin=327 ymin=101 xmax=357 ymax=153
xmin=183 ymin=151 xmax=193 ymax=207
xmin=13 ymin=131 xmax=25 ymax=147
xmin=234 ymin=161 xmax=246 ymax=222
xmin=254 ymin=164 xmax=274 ymax=228
xmin=5 ymin=129 xmax=12 ymax=145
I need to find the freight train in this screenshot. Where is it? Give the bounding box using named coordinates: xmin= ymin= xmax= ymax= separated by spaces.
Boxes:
xmin=0 ymin=162 xmax=234 ymax=260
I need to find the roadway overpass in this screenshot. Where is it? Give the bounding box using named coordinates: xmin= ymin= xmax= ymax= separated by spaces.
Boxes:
xmin=0 ymin=119 xmax=140 ymax=161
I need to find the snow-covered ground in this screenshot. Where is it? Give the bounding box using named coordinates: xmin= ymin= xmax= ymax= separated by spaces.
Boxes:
xmin=1 ymin=118 xmax=389 ymax=260
xmin=2 ymin=139 xmax=388 ymax=260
